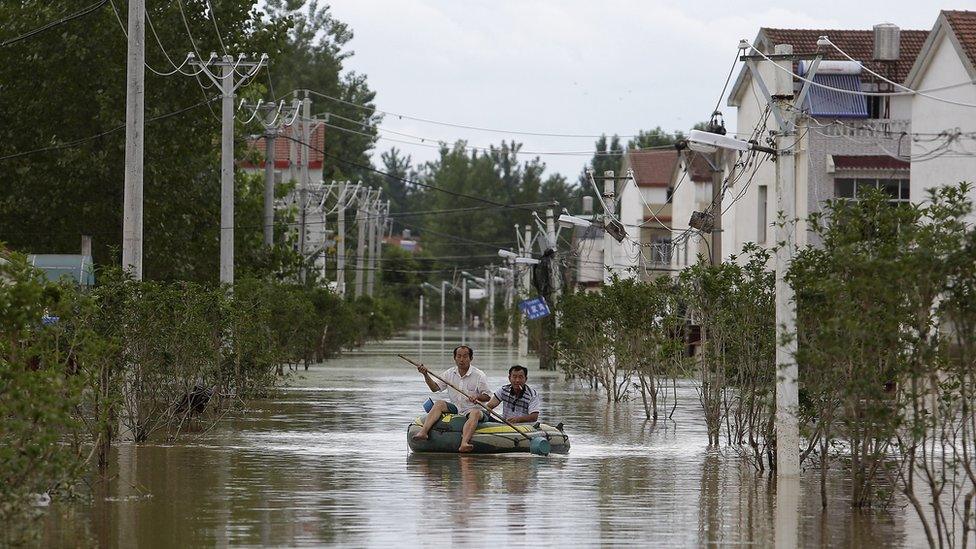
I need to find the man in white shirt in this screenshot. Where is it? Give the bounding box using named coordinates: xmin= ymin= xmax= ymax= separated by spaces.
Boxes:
xmin=412 ymin=345 xmax=491 ymax=452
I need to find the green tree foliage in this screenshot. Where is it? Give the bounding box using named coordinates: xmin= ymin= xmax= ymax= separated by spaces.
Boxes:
xmin=407 ymin=141 xmax=575 ymax=263
xmin=0 ymin=1 xmax=375 ymax=283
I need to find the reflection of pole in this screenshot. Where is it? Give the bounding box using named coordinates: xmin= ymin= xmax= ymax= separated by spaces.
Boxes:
xmin=773 ymin=42 xmax=800 ymax=478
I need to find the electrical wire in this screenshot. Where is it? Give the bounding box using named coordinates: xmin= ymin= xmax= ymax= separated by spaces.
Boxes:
xmin=304 ymin=89 xmax=647 ymax=139
xmin=0 ymin=0 xmax=109 ymax=48
xmin=203 ymin=0 xmax=228 ymax=55
xmin=0 ymin=96 xmax=220 ymax=162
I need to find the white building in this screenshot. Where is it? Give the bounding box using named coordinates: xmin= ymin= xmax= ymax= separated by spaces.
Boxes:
xmin=723 ymin=25 xmax=928 ymax=261
xmin=905 ymin=10 xmax=976 ymax=221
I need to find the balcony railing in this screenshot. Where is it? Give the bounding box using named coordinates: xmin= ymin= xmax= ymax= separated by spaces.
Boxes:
xmin=814 ymin=118 xmax=910 ymax=138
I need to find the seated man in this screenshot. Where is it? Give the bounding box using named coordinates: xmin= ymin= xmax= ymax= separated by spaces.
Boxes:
xmin=487 ymin=365 xmax=542 ymax=423
xmin=412 ymin=345 xmax=490 ymax=452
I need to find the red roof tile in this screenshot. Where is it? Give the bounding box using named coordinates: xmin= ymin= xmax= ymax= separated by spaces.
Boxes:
xmin=833 ymin=155 xmax=909 ymax=170
xmin=761 ymin=27 xmax=929 ymax=83
xmin=943 ymin=11 xmax=976 ymax=67
xmin=627 ymin=150 xmax=678 ymax=187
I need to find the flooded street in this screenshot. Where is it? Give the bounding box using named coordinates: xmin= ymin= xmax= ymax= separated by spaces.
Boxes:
xmin=44 ymin=330 xmax=928 ymax=547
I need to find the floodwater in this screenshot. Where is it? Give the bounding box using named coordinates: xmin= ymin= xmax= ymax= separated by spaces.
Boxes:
xmin=43 ymin=328 xmax=931 ymax=547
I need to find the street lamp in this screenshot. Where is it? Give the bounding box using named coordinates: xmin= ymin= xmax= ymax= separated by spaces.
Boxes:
xmin=558 ymin=213 xmax=594 ymax=229
xmin=687 ymin=129 xmax=777 ymax=155
xmin=497 ymin=249 xmax=519 ymax=260
xmin=515 ymin=257 xmax=540 ymax=265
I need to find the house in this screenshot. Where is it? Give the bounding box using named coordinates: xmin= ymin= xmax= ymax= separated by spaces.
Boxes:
xmin=724 ymin=24 xmax=928 ymax=261
xmin=905 ymin=10 xmax=976 ymax=221
xmin=620 ymin=149 xmax=680 ymax=279
xmin=241 ymin=123 xmax=327 ymax=187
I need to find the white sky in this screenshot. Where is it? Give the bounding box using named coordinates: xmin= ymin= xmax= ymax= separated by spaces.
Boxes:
xmin=324 ymin=1 xmax=976 ymax=180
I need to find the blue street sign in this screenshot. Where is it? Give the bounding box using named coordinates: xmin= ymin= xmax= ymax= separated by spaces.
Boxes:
xmin=518 ymin=297 xmax=551 ymax=320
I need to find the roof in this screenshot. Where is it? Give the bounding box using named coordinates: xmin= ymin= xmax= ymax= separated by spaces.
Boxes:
xmin=906 ymin=11 xmax=976 ymax=87
xmin=626 ymin=149 xmax=679 ymax=188
xmin=832 ymin=155 xmax=910 ymax=171
xmin=730 ymin=26 xmax=928 ymax=106
xmin=686 ymin=153 xmax=714 ymax=183
xmin=944 ymin=11 xmax=976 ymax=66
xmin=242 ymin=123 xmax=326 ymax=170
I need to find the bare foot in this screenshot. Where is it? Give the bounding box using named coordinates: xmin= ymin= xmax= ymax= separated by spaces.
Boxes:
xmin=458 ymin=442 xmax=474 ymax=453
xmin=412 ymin=431 xmax=429 ymax=441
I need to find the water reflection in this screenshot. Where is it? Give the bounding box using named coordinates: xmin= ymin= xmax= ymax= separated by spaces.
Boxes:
xmin=42 ymin=329 xmax=932 ymax=547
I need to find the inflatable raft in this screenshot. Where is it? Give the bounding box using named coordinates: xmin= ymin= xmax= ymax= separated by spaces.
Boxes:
xmin=406 ymin=414 xmax=570 ymax=454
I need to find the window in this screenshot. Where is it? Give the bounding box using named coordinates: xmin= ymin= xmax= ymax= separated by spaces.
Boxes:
xmin=757 ymin=185 xmax=768 ymax=244
xmin=834 ymin=178 xmax=909 ymax=203
xmin=649 ymin=236 xmax=672 ymax=265
xmin=866 ymin=95 xmax=888 ymax=119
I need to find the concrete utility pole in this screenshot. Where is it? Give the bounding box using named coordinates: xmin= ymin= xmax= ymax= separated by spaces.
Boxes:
xmin=486 ymin=266 xmax=494 ymax=333
xmin=122 ymin=0 xmax=144 ymax=280
xmin=263 ymin=113 xmax=276 ymax=247
xmin=772 ymin=43 xmax=800 ymax=477
xmin=461 ymin=277 xmax=469 ymax=343
xmin=336 ymin=180 xmax=347 ymax=296
xmin=711 ymin=153 xmax=724 ymax=265
xmin=298 ymin=91 xmax=311 ymax=281
xmin=603 ymin=170 xmax=616 ymax=284
xmin=189 ymin=53 xmax=267 ymax=285
xmin=354 ymin=189 xmax=371 ymax=297
xmin=366 ymin=192 xmax=383 ymax=297
xmin=518 ymin=224 xmax=532 ymax=360
xmin=441 ymin=280 xmax=449 ymax=332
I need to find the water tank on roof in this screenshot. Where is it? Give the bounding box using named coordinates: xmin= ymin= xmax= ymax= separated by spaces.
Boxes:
xmin=874 ymin=23 xmax=901 ymax=61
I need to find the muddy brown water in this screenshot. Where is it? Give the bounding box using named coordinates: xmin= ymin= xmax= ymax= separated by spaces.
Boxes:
xmin=42 ymin=329 xmax=930 ymax=547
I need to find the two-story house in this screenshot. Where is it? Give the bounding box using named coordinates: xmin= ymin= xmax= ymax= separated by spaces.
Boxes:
xmin=905 ymin=10 xmax=976 ymax=222
xmin=724 ymin=24 xmax=928 ymax=260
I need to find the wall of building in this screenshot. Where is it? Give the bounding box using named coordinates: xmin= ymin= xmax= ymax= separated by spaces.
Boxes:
xmin=910 ymin=31 xmax=976 ymax=222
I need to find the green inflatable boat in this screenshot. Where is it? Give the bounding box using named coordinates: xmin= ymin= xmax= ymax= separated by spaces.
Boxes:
xmin=406 ymin=414 xmax=570 ymax=454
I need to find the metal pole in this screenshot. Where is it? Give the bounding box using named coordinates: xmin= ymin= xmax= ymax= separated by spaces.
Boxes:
xmin=263 ymin=126 xmax=275 ymax=247
xmin=122 ymin=0 xmax=144 ymax=280
xmin=603 ymin=170 xmax=615 ymax=285
xmin=461 ymin=277 xmax=468 ymax=344
xmin=219 ymin=55 xmax=234 ymax=285
xmin=336 ymin=181 xmax=346 ymax=296
xmin=773 ymin=43 xmax=800 ymax=478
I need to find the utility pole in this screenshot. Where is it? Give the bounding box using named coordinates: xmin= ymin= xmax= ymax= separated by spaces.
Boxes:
xmin=461 ymin=277 xmax=468 ymax=344
xmin=298 ymin=91 xmax=311 ymax=282
xmin=487 ymin=266 xmax=495 ymax=333
xmin=518 ymin=224 xmax=532 ymax=361
xmin=772 ymin=43 xmax=800 ymax=477
xmin=366 ymin=191 xmax=383 ymax=297
xmin=354 ymin=188 xmax=371 ymax=298
xmin=122 ymin=0 xmax=144 ymax=280
xmin=603 ymin=170 xmax=616 ymax=285
xmin=336 ymin=181 xmax=347 ymax=296
xmin=263 ymin=110 xmax=276 ymax=247
xmin=189 ymin=53 xmax=267 ymax=285
xmin=441 ymin=280 xmax=448 ymax=332
xmin=710 ymin=155 xmax=723 ymax=265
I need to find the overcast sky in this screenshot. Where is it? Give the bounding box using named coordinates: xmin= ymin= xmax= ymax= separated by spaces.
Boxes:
xmin=324 ymin=1 xmax=976 ymax=180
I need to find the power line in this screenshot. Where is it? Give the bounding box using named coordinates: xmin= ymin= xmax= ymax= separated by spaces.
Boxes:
xmin=0 ymin=96 xmax=220 ymax=162
xmin=0 ymin=0 xmax=109 ymax=48
xmin=276 ymin=133 xmax=538 ymax=212
xmin=304 ymin=89 xmax=647 ymax=139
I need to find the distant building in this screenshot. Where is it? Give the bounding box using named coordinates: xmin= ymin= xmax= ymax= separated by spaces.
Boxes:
xmin=620 ymin=149 xmax=680 ymax=279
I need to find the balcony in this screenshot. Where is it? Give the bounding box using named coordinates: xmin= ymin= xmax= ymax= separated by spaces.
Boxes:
xmin=813 ymin=118 xmax=910 ymax=138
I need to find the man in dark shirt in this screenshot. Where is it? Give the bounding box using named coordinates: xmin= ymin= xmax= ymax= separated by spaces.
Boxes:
xmin=486 ymin=365 xmax=542 ymax=423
